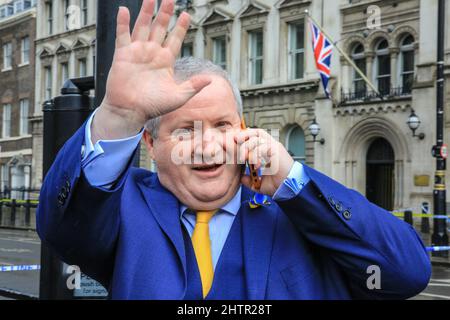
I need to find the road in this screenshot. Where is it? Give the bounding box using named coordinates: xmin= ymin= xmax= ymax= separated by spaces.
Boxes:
xmin=0 ymin=228 xmax=449 ymax=300
xmin=0 ymin=228 xmax=40 ymax=298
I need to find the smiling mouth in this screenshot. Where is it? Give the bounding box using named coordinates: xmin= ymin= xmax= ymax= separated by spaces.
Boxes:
xmin=192 ymin=164 xmax=223 ymax=172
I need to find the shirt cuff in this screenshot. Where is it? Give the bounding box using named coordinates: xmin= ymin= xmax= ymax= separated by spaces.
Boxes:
xmin=272 ymin=161 xmax=311 ymax=201
xmin=82 ymin=110 xmax=144 ymax=187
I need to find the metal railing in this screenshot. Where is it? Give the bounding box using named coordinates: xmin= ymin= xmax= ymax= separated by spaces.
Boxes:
xmin=341 ymin=86 xmax=412 ymax=104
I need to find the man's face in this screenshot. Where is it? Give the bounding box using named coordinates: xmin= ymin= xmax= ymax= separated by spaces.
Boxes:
xmin=144 ymin=75 xmax=242 ymax=210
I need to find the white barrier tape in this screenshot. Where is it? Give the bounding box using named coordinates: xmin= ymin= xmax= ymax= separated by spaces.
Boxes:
xmin=0 ymin=265 xmax=40 ymax=272
xmin=426 ymin=246 xmax=450 ymax=252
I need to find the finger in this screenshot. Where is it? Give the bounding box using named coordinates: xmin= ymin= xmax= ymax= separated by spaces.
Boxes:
xmin=116 ymin=7 xmax=131 ymax=48
xmin=148 ymin=0 xmax=174 ymax=44
xmin=177 ymin=74 xmax=212 ymax=101
xmin=164 ymin=12 xmax=190 ymax=56
xmin=239 ymin=136 xmax=264 ymax=163
xmin=235 ymin=129 xmax=260 ymax=145
xmin=131 ymin=0 xmax=155 ymax=42
xmin=253 ymin=144 xmax=273 ymax=170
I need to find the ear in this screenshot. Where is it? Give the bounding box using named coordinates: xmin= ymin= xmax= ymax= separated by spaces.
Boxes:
xmin=143 ymin=130 xmax=156 ymax=160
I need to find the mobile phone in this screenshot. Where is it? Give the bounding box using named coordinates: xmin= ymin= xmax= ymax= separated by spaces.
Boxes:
xmin=240 ymin=119 xmax=262 ymax=190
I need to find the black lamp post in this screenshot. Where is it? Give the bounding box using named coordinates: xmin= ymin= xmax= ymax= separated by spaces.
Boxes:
xmin=431 ymin=0 xmax=448 ymax=257
xmin=308 ymin=118 xmax=325 ymax=145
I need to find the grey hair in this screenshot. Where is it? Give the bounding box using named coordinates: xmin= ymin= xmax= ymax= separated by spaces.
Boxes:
xmin=144 ymin=57 xmax=243 ymax=139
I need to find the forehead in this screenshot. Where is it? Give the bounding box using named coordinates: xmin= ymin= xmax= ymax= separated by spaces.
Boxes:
xmin=161 ymin=75 xmax=239 ymax=124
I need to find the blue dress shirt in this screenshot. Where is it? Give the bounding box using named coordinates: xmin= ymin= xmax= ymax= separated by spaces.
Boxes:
xmin=81 ymin=112 xmax=311 ymax=270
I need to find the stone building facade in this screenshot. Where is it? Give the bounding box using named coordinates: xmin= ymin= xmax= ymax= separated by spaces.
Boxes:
xmin=32 ymin=0 xmax=96 ymax=189
xmin=29 ymin=0 xmax=450 ymax=214
xmin=0 ymin=0 xmax=36 ymax=198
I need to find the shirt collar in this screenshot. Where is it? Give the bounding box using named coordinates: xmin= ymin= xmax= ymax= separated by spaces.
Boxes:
xmin=180 ymin=186 xmax=242 ymax=218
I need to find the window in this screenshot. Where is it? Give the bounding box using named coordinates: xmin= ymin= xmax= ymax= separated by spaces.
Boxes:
xmin=351 ymin=43 xmax=366 ymax=97
xmin=181 ymin=42 xmax=193 ymax=57
xmin=60 ymin=62 xmax=69 ymax=86
xmin=24 ymin=0 xmax=32 ymax=10
xmin=44 ymin=66 xmax=52 ymax=100
xmin=1 ymin=164 xmax=10 ymax=192
xmin=46 ymin=1 xmax=53 ymax=35
xmin=399 ymin=34 xmax=415 ymax=94
xmin=78 ymin=58 xmax=87 ymax=77
xmin=286 ymin=126 xmax=306 ymax=163
xmin=0 ymin=6 xmax=6 ymax=18
xmin=19 ymin=99 xmax=29 ymax=135
xmin=21 ymin=36 xmax=30 ymax=64
xmin=2 ymin=104 xmax=11 ymax=138
xmin=2 ymin=42 xmax=12 ymax=70
xmin=14 ymin=0 xmax=23 ymax=13
xmin=212 ymin=36 xmax=226 ymax=70
xmin=63 ymin=0 xmax=70 ymax=31
xmin=81 ymin=0 xmax=88 ymax=26
xmin=374 ymin=39 xmax=390 ymax=95
xmin=288 ymin=22 xmax=305 ymax=80
xmin=248 ymin=30 xmax=263 ymax=85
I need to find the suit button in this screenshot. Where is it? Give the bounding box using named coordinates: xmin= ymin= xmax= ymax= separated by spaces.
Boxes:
xmin=328 ymin=196 xmax=335 ymax=206
xmin=343 ymin=210 xmax=352 ymax=220
xmin=58 ymin=194 xmax=65 ymax=206
xmin=335 ymin=202 xmax=343 ymax=212
xmin=61 ymin=187 xmax=68 ymax=199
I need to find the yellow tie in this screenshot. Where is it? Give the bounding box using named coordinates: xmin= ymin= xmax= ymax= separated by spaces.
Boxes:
xmin=192 ymin=210 xmax=216 ymax=298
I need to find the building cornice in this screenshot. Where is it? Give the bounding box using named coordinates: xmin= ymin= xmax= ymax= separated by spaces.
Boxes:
xmin=0 ymin=8 xmax=35 ymax=30
xmin=36 ymin=24 xmax=96 ymax=45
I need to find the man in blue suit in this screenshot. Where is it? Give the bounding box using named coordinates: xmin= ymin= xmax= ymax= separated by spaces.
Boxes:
xmin=37 ymin=0 xmax=431 ymax=300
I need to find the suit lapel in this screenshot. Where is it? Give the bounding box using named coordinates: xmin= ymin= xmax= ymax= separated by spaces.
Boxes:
xmin=137 ymin=174 xmax=187 ymax=281
xmin=240 ymin=187 xmax=278 ymax=300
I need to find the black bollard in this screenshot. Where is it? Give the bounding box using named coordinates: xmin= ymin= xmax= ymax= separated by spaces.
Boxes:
xmin=421 ymin=202 xmax=430 ymax=234
xmin=10 ymin=199 xmax=16 ymax=227
xmin=39 ymin=78 xmax=94 ymax=300
xmin=25 ymin=199 xmax=31 ymax=227
xmin=404 ymin=209 xmax=413 ymax=226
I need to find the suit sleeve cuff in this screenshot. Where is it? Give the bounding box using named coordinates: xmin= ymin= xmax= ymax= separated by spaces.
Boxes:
xmin=81 ymin=109 xmax=144 ymax=187
xmin=272 ymin=161 xmax=311 ymax=201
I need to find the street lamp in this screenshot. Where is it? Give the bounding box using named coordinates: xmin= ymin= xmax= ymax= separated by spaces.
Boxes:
xmin=406 ymin=109 xmax=425 ymax=140
xmin=308 ymin=118 xmax=325 ymax=145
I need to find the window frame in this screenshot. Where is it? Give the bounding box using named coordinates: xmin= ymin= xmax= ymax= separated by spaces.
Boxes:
xmin=212 ymin=36 xmax=227 ymax=70
xmin=2 ymin=104 xmax=12 ymax=138
xmin=286 ymin=125 xmax=306 ymax=163
xmin=21 ymin=36 xmax=30 ymax=65
xmin=288 ymin=21 xmax=305 ymax=80
xmin=398 ymin=35 xmax=415 ymax=93
xmin=19 ymin=99 xmax=30 ymax=136
xmin=44 ymin=66 xmax=53 ymax=100
xmin=2 ymin=42 xmax=12 ymax=71
xmin=373 ymin=39 xmax=391 ymax=95
xmin=248 ymin=29 xmax=264 ymax=85
xmin=45 ymin=1 xmax=53 ymax=35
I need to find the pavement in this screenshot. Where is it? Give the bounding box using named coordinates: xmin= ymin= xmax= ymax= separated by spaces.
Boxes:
xmin=0 ymin=227 xmax=449 ymax=300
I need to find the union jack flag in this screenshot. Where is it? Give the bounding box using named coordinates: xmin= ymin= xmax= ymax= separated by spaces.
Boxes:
xmin=309 ymin=20 xmax=333 ymax=98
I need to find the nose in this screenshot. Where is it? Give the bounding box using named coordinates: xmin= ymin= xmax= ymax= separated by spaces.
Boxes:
xmin=193 ymin=127 xmax=224 ymax=163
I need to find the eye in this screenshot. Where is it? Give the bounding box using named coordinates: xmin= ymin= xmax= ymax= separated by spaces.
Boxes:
xmin=216 ymin=121 xmax=232 ymax=130
xmin=173 ymin=127 xmax=194 ymax=140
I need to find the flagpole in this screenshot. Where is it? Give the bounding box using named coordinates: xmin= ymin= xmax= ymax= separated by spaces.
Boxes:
xmin=305 ymin=10 xmax=382 ymax=98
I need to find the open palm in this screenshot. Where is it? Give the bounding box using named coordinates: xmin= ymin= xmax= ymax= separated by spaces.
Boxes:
xmin=96 ymin=0 xmax=211 ymax=140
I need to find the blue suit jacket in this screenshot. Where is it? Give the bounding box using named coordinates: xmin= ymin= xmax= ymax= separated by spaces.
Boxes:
xmin=37 ymin=123 xmax=431 ymax=299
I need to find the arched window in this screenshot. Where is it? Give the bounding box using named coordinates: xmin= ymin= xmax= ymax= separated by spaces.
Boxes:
xmin=351 ymin=43 xmax=366 ymax=98
xmin=399 ymin=34 xmax=415 ymax=94
xmin=374 ymin=39 xmax=390 ymax=95
xmin=286 ymin=125 xmax=306 ymax=163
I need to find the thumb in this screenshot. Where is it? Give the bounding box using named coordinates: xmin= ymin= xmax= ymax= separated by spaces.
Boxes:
xmin=177 ymin=74 xmax=212 ymax=100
